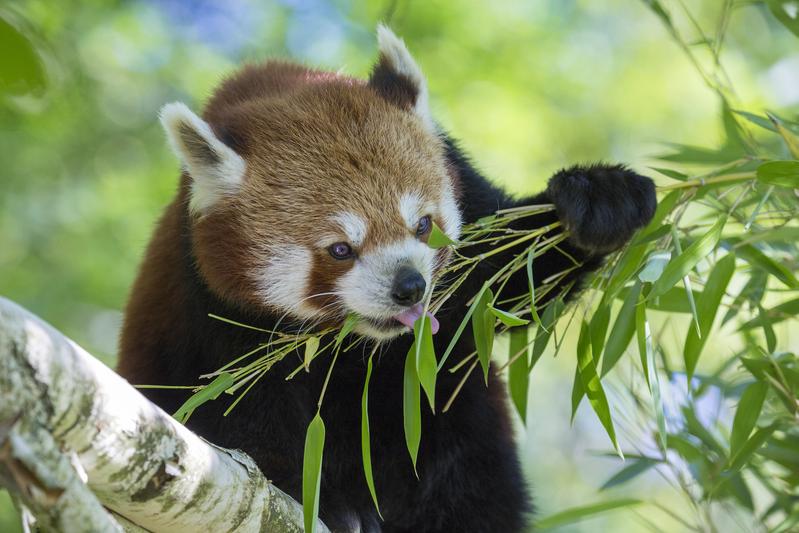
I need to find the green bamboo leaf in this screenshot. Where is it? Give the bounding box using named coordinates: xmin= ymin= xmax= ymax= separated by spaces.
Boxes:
xmin=669 ymin=225 xmax=701 ymax=336
xmin=472 ymin=288 xmax=495 ymax=384
xmin=767 ymin=0 xmax=799 ymax=38
xmin=531 ymin=298 xmax=564 ymax=370
xmin=756 ymin=161 xmax=799 ymax=188
xmin=739 ymin=297 xmax=799 ymax=330
xmin=590 ymin=305 xmax=610 ymax=366
xmin=173 ymin=372 xmax=234 ymax=424
xmin=576 ymin=320 xmax=623 ymax=458
xmin=638 ymin=251 xmax=671 ymax=283
xmin=302 ymin=411 xmax=326 ymax=533
xmin=600 ymin=458 xmax=660 ymax=490
xmin=684 ymin=253 xmax=736 ymax=380
xmin=730 ymin=382 xmax=769 ymax=460
xmin=536 ymin=498 xmax=642 ymax=530
xmin=526 ymin=247 xmax=543 ymax=328
xmin=650 ymin=215 xmax=727 ymax=298
xmin=649 ymin=334 xmax=667 ymax=452
xmin=335 ymin=313 xmax=360 ymax=349
xmin=488 ymin=305 xmax=530 ymax=327
xmin=728 ymin=423 xmax=779 ymax=472
xmin=403 ymin=347 xmax=421 ymax=475
xmin=601 ymin=281 xmax=642 ymax=376
xmin=635 ymin=291 xmax=650 ymax=391
xmin=732 ymin=110 xmax=777 ymax=132
xmin=768 ymin=112 xmax=799 ymax=158
xmin=438 ymin=282 xmax=489 ymax=371
xmin=360 ymin=356 xmax=382 ymax=518
xmin=427 ymin=221 xmax=457 ymax=248
xmin=617 ymin=284 xmax=704 ymax=313
xmin=737 ymin=244 xmax=799 ymax=289
xmin=649 ymin=167 xmax=688 ymax=181
xmin=0 ymin=16 xmax=47 ymax=97
xmin=508 ymin=326 xmax=530 ymax=422
xmin=570 ymin=363 xmax=584 ymax=423
xmin=413 ymin=314 xmax=437 ymax=411
xmin=304 ymin=336 xmax=320 ymax=371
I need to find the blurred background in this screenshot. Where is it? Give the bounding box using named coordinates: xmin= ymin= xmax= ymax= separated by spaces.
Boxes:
xmin=1 ymin=0 xmax=797 ymax=531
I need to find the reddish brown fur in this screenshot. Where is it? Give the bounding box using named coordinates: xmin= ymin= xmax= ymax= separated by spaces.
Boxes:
xmin=190 ymin=62 xmax=451 ymax=314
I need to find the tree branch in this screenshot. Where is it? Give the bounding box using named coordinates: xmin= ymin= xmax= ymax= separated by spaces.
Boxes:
xmin=0 ymin=297 xmax=329 ymax=532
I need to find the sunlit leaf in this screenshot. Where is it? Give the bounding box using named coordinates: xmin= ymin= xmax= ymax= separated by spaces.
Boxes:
xmin=0 ymin=16 xmax=47 ymax=96
xmin=302 ymin=412 xmax=326 ymax=533
xmin=638 ymin=251 xmax=671 ymax=283
xmin=730 ymin=382 xmax=769 ymax=460
xmin=536 ymin=498 xmax=642 ymax=530
xmin=403 ymin=347 xmax=421 ymax=475
xmin=768 ymin=111 xmax=799 ymax=158
xmin=488 ymin=305 xmax=530 ymax=326
xmin=576 ymin=320 xmax=623 ymax=458
xmin=508 ymin=326 xmax=530 ymax=422
xmin=335 ymin=313 xmax=360 ymax=349
xmin=173 ymin=372 xmax=234 ymax=424
xmin=635 ymin=291 xmax=650 ymax=390
xmin=472 ymin=287 xmax=495 ymax=384
xmin=531 ymin=298 xmax=564 ymax=370
xmin=589 ymin=305 xmax=610 ymax=365
xmin=304 ymin=336 xmax=320 ymax=372
xmin=601 ymin=281 xmax=642 ymax=376
xmin=650 ymin=216 xmax=727 ymax=298
xmin=526 ymin=247 xmax=543 ymax=328
xmin=767 ymin=0 xmax=799 ymax=38
xmin=413 ymin=314 xmax=437 ymax=411
xmin=649 ymin=167 xmax=688 ymax=181
xmin=427 ymin=221 xmax=457 ymax=248
xmin=684 ymin=253 xmax=736 ymax=380
xmin=600 ymin=458 xmax=660 ymax=490
xmin=740 ymin=297 xmax=799 ymax=330
xmin=737 ymin=244 xmax=799 ymax=289
xmin=756 ymin=161 xmax=799 ymax=188
xmin=360 ymin=356 xmax=382 ymax=517
xmin=728 ymin=423 xmax=779 ymax=472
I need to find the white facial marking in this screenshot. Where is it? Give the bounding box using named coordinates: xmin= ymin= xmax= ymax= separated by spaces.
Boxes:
xmin=160 ymin=102 xmax=246 ymax=214
xmin=440 ymin=180 xmax=463 ymax=239
xmin=376 ymin=25 xmax=436 ymax=134
xmin=337 ymin=237 xmax=436 ymax=326
xmin=257 ymin=244 xmax=315 ymax=318
xmin=331 ymin=211 xmax=367 ymax=247
xmin=399 ymin=192 xmax=426 ymax=230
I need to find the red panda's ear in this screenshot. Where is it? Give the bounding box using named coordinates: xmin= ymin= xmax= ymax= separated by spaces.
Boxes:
xmin=159 ymin=102 xmax=246 ymax=214
xmin=368 ymin=25 xmax=435 ymax=134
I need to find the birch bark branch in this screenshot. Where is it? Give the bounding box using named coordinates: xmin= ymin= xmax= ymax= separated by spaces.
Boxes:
xmin=0 ymin=296 xmax=329 ymax=533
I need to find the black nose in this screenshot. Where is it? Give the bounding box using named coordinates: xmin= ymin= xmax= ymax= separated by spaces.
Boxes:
xmin=391 ymin=266 xmax=426 ymax=306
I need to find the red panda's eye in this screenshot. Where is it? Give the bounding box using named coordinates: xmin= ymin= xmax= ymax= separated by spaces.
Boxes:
xmin=416 ymin=215 xmax=432 ymax=237
xmin=329 ymin=242 xmax=354 ymax=260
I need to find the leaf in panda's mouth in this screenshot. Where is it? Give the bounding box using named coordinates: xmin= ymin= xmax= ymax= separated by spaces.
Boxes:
xmin=393 ymin=303 xmax=440 ymax=334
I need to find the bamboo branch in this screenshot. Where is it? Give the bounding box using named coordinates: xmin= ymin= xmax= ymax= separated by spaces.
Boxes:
xmin=0 ymin=296 xmax=329 ymax=533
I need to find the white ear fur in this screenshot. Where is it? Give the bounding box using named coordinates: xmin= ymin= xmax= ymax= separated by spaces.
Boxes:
xmin=376 ymin=24 xmax=435 ymax=134
xmin=159 ymin=102 xmax=246 ymax=213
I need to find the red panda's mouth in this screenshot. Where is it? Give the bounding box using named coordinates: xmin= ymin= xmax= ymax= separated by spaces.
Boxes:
xmin=392 ymin=303 xmax=440 ymax=334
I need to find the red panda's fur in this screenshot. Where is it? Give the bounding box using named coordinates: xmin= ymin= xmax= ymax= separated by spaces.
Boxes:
xmin=118 ymin=30 xmax=656 ymax=532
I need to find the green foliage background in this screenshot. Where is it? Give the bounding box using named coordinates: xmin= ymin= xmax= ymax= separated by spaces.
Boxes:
xmin=1 ymin=0 xmax=797 ymax=531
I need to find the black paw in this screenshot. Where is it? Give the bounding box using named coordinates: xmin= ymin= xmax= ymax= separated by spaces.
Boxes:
xmin=546 ymin=164 xmax=656 ymax=254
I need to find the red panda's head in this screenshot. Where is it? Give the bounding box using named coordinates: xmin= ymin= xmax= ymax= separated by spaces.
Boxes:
xmin=159 ymin=27 xmax=461 ymax=339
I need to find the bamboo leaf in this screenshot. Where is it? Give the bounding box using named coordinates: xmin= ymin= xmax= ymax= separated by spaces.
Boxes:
xmin=508 ymin=327 xmax=530 ymax=422
xmin=650 ymin=216 xmax=727 ymax=298
xmin=413 ymin=314 xmax=437 ymax=411
xmin=438 ymin=283 xmax=489 ymax=370
xmin=728 ymin=423 xmax=779 ymax=472
xmin=638 ymin=251 xmax=671 ymax=283
xmin=526 ymin=247 xmax=544 ymax=328
xmin=601 ymin=281 xmax=642 ymax=376
xmin=427 ymin=221 xmax=457 ymax=248
xmin=360 ymin=356 xmax=382 ymax=517
xmin=737 ymin=244 xmax=799 ymax=289
xmin=740 ymin=297 xmax=799 ymax=330
xmin=472 ymin=288 xmax=495 ymax=384
xmin=684 ymin=253 xmax=736 ymax=380
xmin=767 ymin=0 xmax=799 ymax=38
xmin=590 ymin=305 xmax=611 ymax=366
xmin=730 ymin=382 xmax=769 ymax=460
xmin=531 ymin=298 xmax=564 ymax=370
xmin=335 ymin=313 xmax=360 ymax=349
xmin=756 ymin=161 xmax=799 ymax=188
xmin=768 ymin=112 xmax=799 ymax=158
xmin=635 ymin=291 xmax=650 ymax=391
xmin=173 ymin=372 xmax=234 ymax=424
xmin=302 ymin=412 xmax=326 ymax=533
xmin=488 ymin=305 xmax=530 ymax=326
xmin=576 ymin=320 xmax=623 ymax=458
xmin=403 ymin=347 xmax=422 ymax=475
xmin=536 ymin=499 xmax=642 ymax=530
xmin=304 ymin=337 xmax=320 ymax=372
xmin=600 ymin=458 xmax=660 ymax=490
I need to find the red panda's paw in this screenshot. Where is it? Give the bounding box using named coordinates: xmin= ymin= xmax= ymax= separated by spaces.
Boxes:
xmin=546 ymin=164 xmax=657 ymax=255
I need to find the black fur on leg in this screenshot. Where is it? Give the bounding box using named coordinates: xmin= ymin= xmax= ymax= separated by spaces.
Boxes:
xmin=546 ymin=164 xmax=656 ymax=255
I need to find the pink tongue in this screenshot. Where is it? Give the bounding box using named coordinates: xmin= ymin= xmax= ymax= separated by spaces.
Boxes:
xmin=394 ymin=303 xmax=440 ymax=334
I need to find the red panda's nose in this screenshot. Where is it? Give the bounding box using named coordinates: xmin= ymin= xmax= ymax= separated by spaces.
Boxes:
xmin=391 ymin=266 xmax=426 ymax=306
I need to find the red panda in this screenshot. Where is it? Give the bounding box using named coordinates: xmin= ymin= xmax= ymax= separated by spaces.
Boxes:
xmin=118 ymin=26 xmax=656 ymax=532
